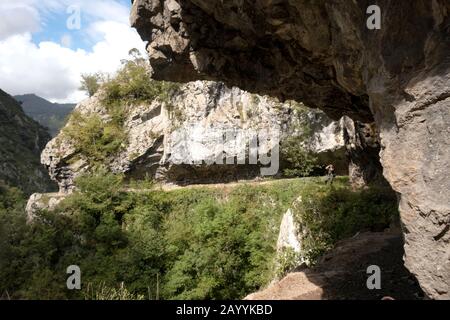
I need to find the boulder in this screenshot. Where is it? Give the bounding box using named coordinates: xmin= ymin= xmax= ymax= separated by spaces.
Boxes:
xmin=26 ymin=193 xmax=66 ymax=221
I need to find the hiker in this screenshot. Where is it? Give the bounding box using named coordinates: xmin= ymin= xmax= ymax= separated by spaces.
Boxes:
xmin=325 ymin=164 xmax=335 ymax=185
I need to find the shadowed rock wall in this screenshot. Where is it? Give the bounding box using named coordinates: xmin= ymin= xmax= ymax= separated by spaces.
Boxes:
xmin=130 ymin=0 xmax=450 ymax=299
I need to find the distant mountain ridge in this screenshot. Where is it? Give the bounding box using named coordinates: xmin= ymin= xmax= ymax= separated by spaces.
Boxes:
xmin=14 ymin=94 xmax=76 ymax=137
xmin=0 ymin=89 xmax=56 ymax=194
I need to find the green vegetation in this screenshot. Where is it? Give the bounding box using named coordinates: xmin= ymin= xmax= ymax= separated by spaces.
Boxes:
xmin=281 ymin=135 xmax=318 ymax=177
xmin=276 ymin=247 xmax=303 ymax=278
xmin=79 ymin=73 xmax=103 ymax=97
xmin=280 ymin=100 xmax=319 ymax=178
xmin=102 ymin=49 xmax=180 ymax=108
xmin=62 ymin=112 xmax=127 ymax=164
xmin=64 ymin=49 xmax=181 ymax=167
xmin=0 ymin=90 xmax=56 ymax=194
xmin=0 ymin=174 xmax=398 ymax=300
xmin=3 ymin=67 xmax=398 ymax=298
xmin=281 ymin=111 xmax=317 ymax=177
xmin=291 ymin=183 xmax=398 ymax=265
xmin=83 ymin=282 xmax=145 ymax=300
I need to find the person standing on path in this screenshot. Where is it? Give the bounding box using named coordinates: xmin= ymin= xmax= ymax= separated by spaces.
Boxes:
xmin=325 ymin=164 xmax=335 ymax=185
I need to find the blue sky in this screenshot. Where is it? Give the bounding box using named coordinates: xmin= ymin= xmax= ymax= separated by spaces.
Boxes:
xmin=32 ymin=0 xmax=131 ymax=50
xmin=0 ymin=0 xmax=147 ymax=103
xmin=32 ymin=7 xmax=91 ymax=50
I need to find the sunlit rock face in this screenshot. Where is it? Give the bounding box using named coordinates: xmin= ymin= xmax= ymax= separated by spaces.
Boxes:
xmin=42 ymin=80 xmax=355 ymax=191
xmin=131 ymin=0 xmax=450 ymax=299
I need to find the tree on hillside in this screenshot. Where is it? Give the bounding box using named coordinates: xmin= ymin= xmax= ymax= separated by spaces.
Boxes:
xmin=79 ymin=73 xmax=104 ymax=97
xmin=281 ymin=103 xmax=318 ymax=177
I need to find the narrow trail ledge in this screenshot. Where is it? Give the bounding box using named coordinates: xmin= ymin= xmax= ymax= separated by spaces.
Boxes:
xmin=131 ymin=0 xmax=450 ymax=299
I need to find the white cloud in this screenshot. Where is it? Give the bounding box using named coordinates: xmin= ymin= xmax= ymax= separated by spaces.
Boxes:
xmin=0 ymin=3 xmax=41 ymax=40
xmin=0 ymin=25 xmax=146 ymax=103
xmin=0 ymin=0 xmax=147 ymax=103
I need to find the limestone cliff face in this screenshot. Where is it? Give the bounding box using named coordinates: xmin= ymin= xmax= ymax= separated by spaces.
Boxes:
xmin=42 ymin=81 xmax=353 ymax=192
xmin=130 ymin=0 xmax=450 ymax=299
xmin=0 ymin=89 xmax=55 ymax=194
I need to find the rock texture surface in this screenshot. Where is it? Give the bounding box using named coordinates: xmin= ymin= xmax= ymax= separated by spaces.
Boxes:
xmin=42 ymin=81 xmax=356 ymax=192
xmin=246 ymin=231 xmax=423 ymax=300
xmin=0 ymin=88 xmax=55 ymax=194
xmin=26 ymin=192 xmax=66 ymax=221
xmin=131 ymin=0 xmax=450 ymax=299
xmin=277 ymin=208 xmax=302 ymax=255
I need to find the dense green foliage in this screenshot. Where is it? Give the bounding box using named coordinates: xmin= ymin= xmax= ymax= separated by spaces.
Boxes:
xmin=62 ymin=112 xmax=127 ymax=164
xmin=281 ymin=135 xmax=318 ymax=177
xmin=0 ymin=181 xmax=70 ymax=299
xmin=0 ymin=90 xmax=56 ymax=194
xmin=280 ymin=100 xmax=319 ymax=178
xmin=101 ymin=49 xmax=180 ymax=108
xmin=0 ymin=175 xmax=398 ymax=300
xmin=293 ymin=183 xmax=397 ymax=265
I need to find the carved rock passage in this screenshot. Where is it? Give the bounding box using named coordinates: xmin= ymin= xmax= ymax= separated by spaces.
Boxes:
xmin=131 ymin=0 xmax=450 ymax=298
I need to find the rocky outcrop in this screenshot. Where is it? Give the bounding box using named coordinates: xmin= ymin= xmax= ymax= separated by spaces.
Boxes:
xmin=26 ymin=192 xmax=66 ymax=221
xmin=130 ymin=0 xmax=450 ymax=299
xmin=42 ymin=81 xmax=356 ymax=192
xmin=277 ymin=208 xmax=302 ymax=255
xmin=342 ymin=119 xmax=386 ymax=188
xmin=0 ymin=88 xmax=56 ymax=194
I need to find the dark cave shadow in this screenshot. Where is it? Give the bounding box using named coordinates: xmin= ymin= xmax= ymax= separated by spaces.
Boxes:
xmin=293 ymin=183 xmax=427 ymax=300
xmin=301 ymin=232 xmax=425 ymax=300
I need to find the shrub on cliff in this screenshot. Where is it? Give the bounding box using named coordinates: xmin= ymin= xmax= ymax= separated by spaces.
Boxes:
xmin=79 ymin=73 xmax=104 ymax=97
xmin=102 ymin=49 xmax=180 ymax=107
xmin=67 ymin=49 xmax=181 ymax=167
xmin=62 ymin=112 xmax=127 ymax=165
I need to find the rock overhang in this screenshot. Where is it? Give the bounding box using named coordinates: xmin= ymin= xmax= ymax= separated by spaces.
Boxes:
xmin=130 ymin=0 xmax=450 ymax=299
